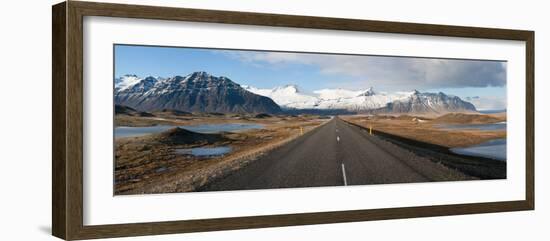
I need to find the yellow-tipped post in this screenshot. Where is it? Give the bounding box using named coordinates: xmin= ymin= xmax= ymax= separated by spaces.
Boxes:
xmin=369 ymin=125 xmax=373 ymax=135
xmin=300 ymin=127 xmax=304 ymax=135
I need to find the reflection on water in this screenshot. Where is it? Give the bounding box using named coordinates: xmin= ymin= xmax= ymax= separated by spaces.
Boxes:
xmin=115 ymin=126 xmax=173 ymax=138
xmin=175 ymin=146 xmax=232 ymax=157
xmin=115 ymin=123 xmax=264 ymax=138
xmin=450 ymin=138 xmax=506 ymax=161
xmin=436 ymin=122 xmax=506 ymax=131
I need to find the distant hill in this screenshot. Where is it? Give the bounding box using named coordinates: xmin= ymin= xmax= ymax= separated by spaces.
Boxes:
xmin=433 ymin=113 xmax=503 ymax=124
xmin=115 ymin=104 xmax=155 ymax=117
xmin=156 ymin=109 xmax=192 ymax=116
xmin=115 ymin=72 xmax=282 ymax=114
xmin=151 ymin=127 xmax=227 ymax=145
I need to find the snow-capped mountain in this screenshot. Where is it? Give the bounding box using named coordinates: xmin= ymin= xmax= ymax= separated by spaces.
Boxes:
xmin=242 ymin=84 xmax=404 ymax=112
xmin=115 ymin=74 xmax=142 ymax=91
xmin=378 ymin=90 xmax=477 ymax=114
xmin=314 ymin=88 xmax=372 ymax=100
xmin=114 ymin=72 xmax=476 ymax=115
xmin=245 ymin=85 xmax=476 ymax=114
xmin=312 ymin=88 xmax=413 ymax=111
xmin=114 ymin=72 xmax=281 ymax=114
xmin=242 ymin=85 xmax=319 ymax=109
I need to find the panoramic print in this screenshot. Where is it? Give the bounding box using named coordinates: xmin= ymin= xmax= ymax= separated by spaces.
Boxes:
xmin=113 ymin=44 xmax=507 ymax=195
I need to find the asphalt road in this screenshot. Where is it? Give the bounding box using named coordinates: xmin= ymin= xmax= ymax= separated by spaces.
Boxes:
xmin=201 ymin=117 xmax=468 ymax=191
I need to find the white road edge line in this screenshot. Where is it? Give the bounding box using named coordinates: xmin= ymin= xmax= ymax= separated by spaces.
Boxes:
xmin=341 ymin=163 xmax=348 ymax=186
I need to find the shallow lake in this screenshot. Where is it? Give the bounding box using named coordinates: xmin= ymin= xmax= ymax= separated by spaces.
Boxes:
xmin=436 ymin=122 xmax=506 ymax=131
xmin=450 ymin=138 xmax=506 ymax=161
xmin=115 ymin=123 xmax=264 ymax=138
xmin=174 ymin=146 xmax=232 ymax=157
xmin=183 ymin=123 xmax=264 ymax=133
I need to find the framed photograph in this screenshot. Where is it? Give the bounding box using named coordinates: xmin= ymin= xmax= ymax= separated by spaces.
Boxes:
xmin=52 ymin=1 xmax=534 ymax=240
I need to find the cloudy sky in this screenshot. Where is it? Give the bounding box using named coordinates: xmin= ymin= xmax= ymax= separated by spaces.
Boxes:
xmin=115 ymin=45 xmax=507 ymax=110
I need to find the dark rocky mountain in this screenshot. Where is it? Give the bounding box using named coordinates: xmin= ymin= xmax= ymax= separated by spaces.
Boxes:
xmin=115 ymin=72 xmax=282 ymax=114
xmin=376 ymin=90 xmax=476 ymax=114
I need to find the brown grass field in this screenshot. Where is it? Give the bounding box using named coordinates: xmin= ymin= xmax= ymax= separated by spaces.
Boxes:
xmin=341 ymin=112 xmax=506 ymax=148
xmin=115 ymin=111 xmax=505 ymax=195
xmin=115 ymin=114 xmax=328 ymax=195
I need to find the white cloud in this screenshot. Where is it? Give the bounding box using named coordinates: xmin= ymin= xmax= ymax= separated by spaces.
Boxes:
xmin=465 ymin=96 xmax=507 ymax=111
xmin=227 ymin=51 xmax=507 ymax=91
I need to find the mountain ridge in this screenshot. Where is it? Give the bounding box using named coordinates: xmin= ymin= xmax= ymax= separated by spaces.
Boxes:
xmin=115 ymin=72 xmax=477 ymax=115
xmin=246 ymin=85 xmax=476 ymax=114
xmin=115 ymin=72 xmax=282 ymax=114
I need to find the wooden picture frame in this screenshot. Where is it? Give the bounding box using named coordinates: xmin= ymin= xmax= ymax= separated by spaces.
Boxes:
xmin=52 ymin=1 xmax=534 ymax=240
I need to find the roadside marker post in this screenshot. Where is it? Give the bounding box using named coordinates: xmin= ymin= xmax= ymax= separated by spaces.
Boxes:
xmin=369 ymin=125 xmax=373 ymax=135
xmin=300 ymin=127 xmax=303 ymax=135
xmin=341 ymin=163 xmax=348 ymax=186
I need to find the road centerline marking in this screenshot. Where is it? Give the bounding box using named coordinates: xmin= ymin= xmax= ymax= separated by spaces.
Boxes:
xmin=337 ymin=136 xmax=340 ymax=143
xmin=341 ymin=163 xmax=348 ymax=186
